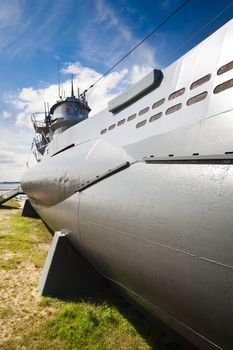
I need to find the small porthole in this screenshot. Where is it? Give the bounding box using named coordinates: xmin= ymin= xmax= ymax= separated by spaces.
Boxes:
xmin=136 ymin=120 xmax=147 ymax=128
xmin=100 ymin=128 xmax=107 ymax=135
xmin=187 ymin=91 xmax=208 ymax=106
xmin=165 ymin=103 xmax=182 ymax=115
xmin=217 ymin=61 xmax=233 ymax=75
xmin=117 ymin=119 xmax=125 ymax=126
xmin=149 ymin=112 xmax=162 ymax=122
xmin=168 ymin=88 xmax=185 ymax=100
xmin=152 ymin=98 xmax=165 ymax=109
xmin=139 ymin=107 xmax=149 ymax=116
xmin=190 ymin=74 xmax=211 ymax=90
xmin=127 ymin=113 xmax=136 ymax=121
xmin=214 ymin=79 xmax=233 ymax=94
xmin=108 ymin=124 xmax=116 ymax=131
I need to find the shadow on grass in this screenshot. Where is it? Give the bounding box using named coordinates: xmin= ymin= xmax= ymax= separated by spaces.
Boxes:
xmin=0 ymin=204 xmax=19 ymax=210
xmin=57 ymin=285 xmax=196 ymax=350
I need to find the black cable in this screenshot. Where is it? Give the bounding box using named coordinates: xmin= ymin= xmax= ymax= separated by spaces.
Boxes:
xmin=161 ymin=1 xmax=233 ymax=66
xmin=80 ymin=0 xmax=191 ymax=97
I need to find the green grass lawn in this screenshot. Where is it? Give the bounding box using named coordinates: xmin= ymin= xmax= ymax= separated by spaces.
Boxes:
xmin=0 ymin=199 xmax=179 ymax=350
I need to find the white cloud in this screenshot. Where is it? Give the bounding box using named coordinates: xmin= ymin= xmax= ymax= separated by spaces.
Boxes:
xmin=76 ymin=0 xmax=157 ymax=72
xmin=130 ymin=64 xmax=154 ymax=84
xmin=62 ymin=62 xmax=129 ymax=114
xmin=0 ymin=0 xmax=159 ymax=182
xmin=0 ymin=125 xmax=33 ymax=181
xmin=0 ymin=150 xmax=15 ymax=164
xmin=0 ymin=0 xmax=73 ymax=58
xmin=11 ymin=61 xmax=153 ymax=126
xmin=95 ymin=0 xmax=132 ymax=41
xmin=2 ymin=110 xmax=12 ymax=119
xmin=0 ymin=1 xmax=22 ymax=53
xmin=16 ymin=112 xmax=30 ymax=127
xmin=2 ymin=63 xmax=155 ymax=182
xmin=62 ymin=62 xmax=101 ymax=89
xmin=0 ymin=154 xmax=30 ymax=181
xmin=19 ymin=87 xmax=38 ymax=102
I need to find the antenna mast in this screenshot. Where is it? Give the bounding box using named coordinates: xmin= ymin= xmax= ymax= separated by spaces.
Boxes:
xmin=58 ymin=61 xmax=62 ymax=99
xmin=71 ymin=74 xmax=74 ymax=97
xmin=44 ymin=101 xmax=47 ymax=117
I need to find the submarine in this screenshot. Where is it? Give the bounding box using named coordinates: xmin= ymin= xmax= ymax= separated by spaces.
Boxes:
xmin=21 ymin=19 xmax=233 ymax=350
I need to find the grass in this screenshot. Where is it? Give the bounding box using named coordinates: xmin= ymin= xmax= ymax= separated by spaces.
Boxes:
xmin=0 ymin=198 xmax=179 ymax=350
xmin=0 ymin=204 xmax=51 ymax=271
xmin=19 ymin=299 xmax=161 ymax=350
xmin=0 ymin=196 xmax=19 ymax=207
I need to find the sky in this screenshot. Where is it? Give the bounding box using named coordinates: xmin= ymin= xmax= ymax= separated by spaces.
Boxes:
xmin=0 ymin=0 xmax=233 ymax=181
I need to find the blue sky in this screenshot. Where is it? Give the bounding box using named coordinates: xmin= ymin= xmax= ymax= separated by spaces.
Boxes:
xmin=0 ymin=0 xmax=233 ymax=181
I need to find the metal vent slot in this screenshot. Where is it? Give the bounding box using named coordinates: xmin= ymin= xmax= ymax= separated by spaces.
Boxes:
xmin=187 ymin=91 xmax=208 ymax=106
xmin=149 ymin=112 xmax=162 ymax=122
xmin=127 ymin=114 xmax=136 ymax=121
xmin=108 ymin=124 xmax=116 ymax=131
xmin=152 ymin=98 xmax=165 ymax=109
xmin=190 ymin=74 xmax=211 ymax=90
xmin=117 ymin=119 xmax=125 ymax=126
xmin=136 ymin=120 xmax=147 ymax=128
xmin=168 ymin=88 xmax=185 ymax=100
xmin=214 ymin=79 xmax=233 ymax=94
xmin=217 ymin=60 xmax=233 ymax=75
xmin=100 ymin=128 xmax=107 ymax=135
xmin=139 ymin=107 xmax=149 ymax=116
xmin=166 ymin=103 xmax=182 ymax=115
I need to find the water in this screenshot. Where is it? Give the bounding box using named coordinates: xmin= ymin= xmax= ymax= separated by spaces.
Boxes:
xmin=0 ymin=182 xmax=20 ymax=194
xmin=0 ymin=182 xmax=26 ymax=206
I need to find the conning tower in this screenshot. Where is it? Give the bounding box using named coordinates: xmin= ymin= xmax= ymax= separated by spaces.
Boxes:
xmin=31 ymin=79 xmax=90 ymax=161
xmin=49 ymin=80 xmax=91 ymax=136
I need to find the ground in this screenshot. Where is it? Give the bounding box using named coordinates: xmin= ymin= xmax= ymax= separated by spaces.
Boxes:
xmin=0 ymin=198 xmax=179 ymax=350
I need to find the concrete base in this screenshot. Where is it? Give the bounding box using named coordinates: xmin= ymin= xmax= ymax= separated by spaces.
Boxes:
xmin=39 ymin=231 xmax=107 ymax=298
xmin=22 ymin=199 xmax=40 ymax=218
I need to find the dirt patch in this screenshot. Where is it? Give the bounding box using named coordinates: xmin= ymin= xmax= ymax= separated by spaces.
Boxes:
xmin=0 ymin=208 xmax=17 ymax=220
xmin=0 ymin=262 xmax=41 ymax=342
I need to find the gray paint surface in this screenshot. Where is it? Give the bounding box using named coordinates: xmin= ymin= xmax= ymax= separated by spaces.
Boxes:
xmin=21 ymin=20 xmax=233 ymax=350
xmin=108 ymin=69 xmax=162 ymax=112
xmin=39 ymin=231 xmax=107 ymax=298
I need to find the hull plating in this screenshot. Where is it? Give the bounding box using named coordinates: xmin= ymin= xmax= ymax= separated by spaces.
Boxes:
xmin=23 ymin=161 xmax=233 ymax=350
xmin=21 ymin=20 xmax=233 ymax=350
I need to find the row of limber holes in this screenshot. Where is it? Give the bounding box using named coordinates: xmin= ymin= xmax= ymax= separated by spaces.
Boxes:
xmin=100 ymin=60 xmax=233 ymax=135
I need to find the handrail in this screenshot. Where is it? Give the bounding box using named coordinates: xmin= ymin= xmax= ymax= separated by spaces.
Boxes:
xmin=31 ymin=113 xmax=47 ymax=129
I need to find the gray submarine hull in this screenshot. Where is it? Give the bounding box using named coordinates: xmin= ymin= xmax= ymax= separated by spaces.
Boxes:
xmin=22 ymin=143 xmax=233 ymax=350
xmin=22 ymin=20 xmax=233 ymax=350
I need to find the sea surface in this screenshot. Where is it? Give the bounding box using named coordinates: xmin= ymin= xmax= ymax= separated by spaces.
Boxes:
xmin=0 ymin=182 xmax=21 ymax=194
